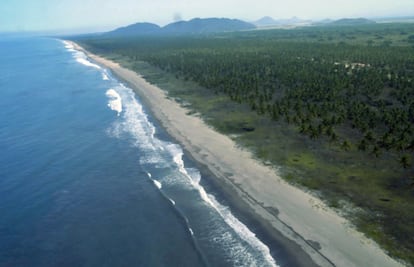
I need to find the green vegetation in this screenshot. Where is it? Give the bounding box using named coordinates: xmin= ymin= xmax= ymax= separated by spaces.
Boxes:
xmin=74 ymin=23 xmax=414 ymax=265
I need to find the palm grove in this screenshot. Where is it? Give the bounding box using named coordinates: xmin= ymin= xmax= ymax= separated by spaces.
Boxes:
xmin=75 ymin=22 xmax=414 ymax=264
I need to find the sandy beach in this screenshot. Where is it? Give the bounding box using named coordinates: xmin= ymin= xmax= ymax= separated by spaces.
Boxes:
xmin=68 ymin=40 xmax=403 ymax=267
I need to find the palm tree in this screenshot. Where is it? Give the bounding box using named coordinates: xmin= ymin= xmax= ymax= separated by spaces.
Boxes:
xmin=358 ymin=139 xmax=368 ymax=151
xmin=341 ymin=140 xmax=351 ymax=151
xmin=372 ymin=145 xmax=381 ymax=158
xmin=400 ymin=154 xmax=411 ymax=169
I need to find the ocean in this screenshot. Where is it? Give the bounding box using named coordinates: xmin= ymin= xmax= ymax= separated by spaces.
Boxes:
xmin=0 ymin=36 xmax=279 ymax=267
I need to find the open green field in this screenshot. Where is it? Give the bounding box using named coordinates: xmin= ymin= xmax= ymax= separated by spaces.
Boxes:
xmin=74 ymin=23 xmax=414 ymax=265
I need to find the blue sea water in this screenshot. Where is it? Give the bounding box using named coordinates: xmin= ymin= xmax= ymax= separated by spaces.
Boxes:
xmin=0 ymin=37 xmax=279 ymax=267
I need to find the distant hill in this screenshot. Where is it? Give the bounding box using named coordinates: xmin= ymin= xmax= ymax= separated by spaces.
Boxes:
xmin=329 ymin=18 xmax=376 ymax=26
xmin=253 ymin=16 xmax=279 ymax=26
xmin=106 ymin=22 xmax=161 ymax=36
xmin=105 ymin=18 xmax=255 ymax=37
xmin=162 ymin=18 xmax=255 ymax=34
xmin=253 ymin=16 xmax=311 ymax=27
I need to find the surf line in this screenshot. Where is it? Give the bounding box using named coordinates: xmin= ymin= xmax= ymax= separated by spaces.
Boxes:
xmin=144 ymin=171 xmax=209 ymax=266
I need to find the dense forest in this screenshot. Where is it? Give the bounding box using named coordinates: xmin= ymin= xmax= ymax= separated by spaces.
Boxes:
xmin=74 ymin=23 xmax=414 ymax=265
xmin=146 ymin=42 xmax=413 ymax=160
xmin=79 ymin=24 xmax=414 ymax=168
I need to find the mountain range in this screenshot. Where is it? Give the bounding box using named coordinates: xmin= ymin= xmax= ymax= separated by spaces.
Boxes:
xmin=105 ymin=18 xmax=256 ymax=36
xmin=103 ymin=16 xmax=378 ymax=37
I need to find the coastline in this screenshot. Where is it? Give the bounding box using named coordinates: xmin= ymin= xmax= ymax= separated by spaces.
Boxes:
xmin=67 ymin=40 xmax=403 ymax=267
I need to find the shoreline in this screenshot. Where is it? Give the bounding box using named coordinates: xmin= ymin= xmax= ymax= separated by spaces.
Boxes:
xmin=67 ymin=40 xmax=403 ymax=267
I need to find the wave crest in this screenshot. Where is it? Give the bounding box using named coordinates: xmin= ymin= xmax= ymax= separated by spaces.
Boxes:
xmin=105 ymin=73 xmax=278 ymax=267
xmin=105 ymin=89 xmax=122 ymax=116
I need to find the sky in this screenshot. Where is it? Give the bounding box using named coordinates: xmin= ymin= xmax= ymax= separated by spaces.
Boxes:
xmin=1 ymin=0 xmax=413 ymax=33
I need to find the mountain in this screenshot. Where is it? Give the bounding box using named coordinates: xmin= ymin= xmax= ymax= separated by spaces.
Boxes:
xmin=162 ymin=18 xmax=255 ymax=34
xmin=105 ymin=22 xmax=161 ymax=36
xmin=253 ymin=16 xmax=279 ymax=26
xmin=329 ymin=18 xmax=376 ymax=26
xmin=105 ymin=18 xmax=256 ymax=37
xmin=253 ymin=16 xmax=311 ymax=27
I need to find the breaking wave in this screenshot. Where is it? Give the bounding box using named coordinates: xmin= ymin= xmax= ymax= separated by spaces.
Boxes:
xmin=107 ymin=83 xmax=278 ymax=267
xmin=64 ymin=39 xmax=278 ymax=266
xmin=105 ymin=89 xmax=122 ymax=116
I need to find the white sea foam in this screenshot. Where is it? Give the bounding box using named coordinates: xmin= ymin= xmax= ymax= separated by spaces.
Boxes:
xmin=102 ymin=71 xmax=110 ymax=80
xmin=107 ymin=84 xmax=164 ymax=154
xmin=62 ymin=40 xmax=113 ymax=88
xmin=105 ymin=89 xmax=122 ymax=116
xmin=169 ymin=198 xmax=176 ymax=205
xmin=139 ymin=154 xmax=163 ymax=165
xmin=166 ymin=145 xmax=278 ymax=267
xmin=72 ymin=49 xmax=101 ymax=69
xmin=208 ymin=193 xmax=277 ymax=266
xmin=76 ymin=57 xmax=101 ymax=69
xmin=106 ymin=81 xmax=278 ymax=267
xmin=61 ymin=40 xmax=102 ymax=70
xmin=153 ymin=179 xmax=162 ymax=189
xmin=62 ymin=40 xmax=74 ymax=50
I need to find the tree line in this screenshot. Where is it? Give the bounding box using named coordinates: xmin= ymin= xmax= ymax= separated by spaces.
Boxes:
xmin=77 ymin=26 xmax=414 ymax=168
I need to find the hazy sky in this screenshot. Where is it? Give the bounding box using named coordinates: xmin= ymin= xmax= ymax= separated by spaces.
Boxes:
xmin=1 ymin=0 xmax=413 ymax=32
